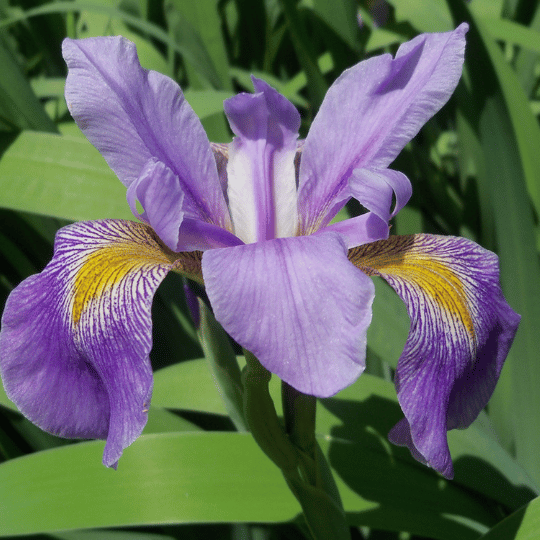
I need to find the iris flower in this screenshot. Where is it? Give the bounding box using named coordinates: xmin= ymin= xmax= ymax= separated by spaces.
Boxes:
xmin=0 ymin=23 xmax=519 ymax=479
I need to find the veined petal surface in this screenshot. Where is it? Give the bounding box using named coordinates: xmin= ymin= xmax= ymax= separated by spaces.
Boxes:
xmin=63 ymin=37 xmax=230 ymax=228
xmin=224 ymin=77 xmax=300 ymax=243
xmin=349 ymin=234 xmax=520 ymax=478
xmin=0 ymin=220 xmax=202 ymax=467
xmin=298 ymin=24 xmax=467 ymax=233
xmin=203 ymin=232 xmax=374 ymax=397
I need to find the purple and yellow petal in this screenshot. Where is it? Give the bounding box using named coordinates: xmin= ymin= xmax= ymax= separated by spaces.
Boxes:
xmin=349 ymin=234 xmax=519 ymax=477
xmin=0 ymin=220 xmax=202 ymax=468
xmin=203 ymin=232 xmax=374 ymax=397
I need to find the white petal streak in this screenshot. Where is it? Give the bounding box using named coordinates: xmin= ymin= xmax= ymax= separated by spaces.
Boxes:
xmin=273 ymin=146 xmax=298 ymax=238
xmin=227 ymin=138 xmax=259 ymax=244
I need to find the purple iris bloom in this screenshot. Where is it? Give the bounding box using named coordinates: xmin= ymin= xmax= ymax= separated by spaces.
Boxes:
xmin=0 ymin=23 xmax=519 ymax=478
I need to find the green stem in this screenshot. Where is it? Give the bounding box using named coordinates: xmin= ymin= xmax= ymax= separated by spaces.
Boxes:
xmin=281 ymin=383 xmax=350 ymax=540
xmin=282 ymin=381 xmax=317 ymax=485
xmin=242 ymin=350 xmax=299 ymax=472
xmin=242 ymin=351 xmax=350 ymax=540
xmin=196 ymin=300 xmax=247 ymax=431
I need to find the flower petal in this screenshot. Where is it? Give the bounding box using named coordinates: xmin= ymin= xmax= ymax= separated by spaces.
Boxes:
xmin=126 ymin=158 xmax=242 ymax=252
xmin=127 ymin=158 xmax=185 ymax=251
xmin=0 ymin=220 xmax=202 ymax=468
xmin=223 ymin=77 xmax=300 ymax=242
xmin=298 ymin=24 xmax=467 ymax=233
xmin=203 ymin=232 xmax=374 ymax=397
xmin=349 ymin=234 xmax=520 ymax=478
xmin=349 ymin=168 xmax=412 ymax=223
xmin=63 ymin=37 xmax=230 ymax=228
xmin=323 ymin=212 xmax=389 ymax=249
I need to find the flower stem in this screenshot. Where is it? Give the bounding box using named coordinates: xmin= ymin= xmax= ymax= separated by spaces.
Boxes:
xmin=196 ymin=299 xmax=247 ymax=431
xmin=241 ymin=351 xmax=350 ymax=540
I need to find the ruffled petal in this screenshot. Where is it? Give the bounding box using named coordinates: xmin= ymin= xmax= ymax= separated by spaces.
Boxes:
xmin=349 ymin=168 xmax=412 ymax=223
xmin=223 ymin=77 xmax=300 ymax=242
xmin=126 ymin=158 xmax=241 ymax=252
xmin=176 ymin=219 xmax=244 ymax=251
xmin=349 ymin=234 xmax=520 ymax=478
xmin=63 ymin=37 xmax=230 ymax=228
xmin=298 ymin=24 xmax=467 ymax=233
xmin=127 ymin=158 xmax=185 ymax=251
xmin=203 ymin=232 xmax=374 ymax=397
xmin=0 ymin=220 xmax=202 ymax=468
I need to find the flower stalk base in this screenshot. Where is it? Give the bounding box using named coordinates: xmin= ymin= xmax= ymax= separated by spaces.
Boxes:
xmin=243 ymin=351 xmax=350 ymax=540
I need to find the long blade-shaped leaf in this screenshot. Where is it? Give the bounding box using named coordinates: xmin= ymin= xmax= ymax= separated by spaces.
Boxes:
xmin=0 ymin=131 xmax=130 ymax=221
xmin=0 ymin=431 xmax=494 ymax=539
xmin=448 ymin=1 xmax=540 ymax=485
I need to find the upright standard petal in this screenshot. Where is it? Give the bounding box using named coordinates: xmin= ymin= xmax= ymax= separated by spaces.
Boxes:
xmin=63 ymin=37 xmax=230 ymax=229
xmin=203 ymin=232 xmax=374 ymax=397
xmin=0 ymin=220 xmax=202 ymax=467
xmin=298 ymin=24 xmax=468 ymax=233
xmin=224 ymin=77 xmax=300 ymax=242
xmin=349 ymin=234 xmax=520 ymax=477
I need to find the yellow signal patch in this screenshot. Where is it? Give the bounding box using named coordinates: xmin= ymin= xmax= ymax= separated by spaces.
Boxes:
xmin=349 ymin=234 xmax=475 ymax=340
xmin=70 ymin=221 xmax=201 ymax=326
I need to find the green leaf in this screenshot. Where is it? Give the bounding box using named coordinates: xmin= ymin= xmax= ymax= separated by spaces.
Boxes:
xmin=366 ymin=277 xmax=409 ymax=370
xmin=196 ymin=301 xmax=247 ymax=431
xmin=447 ymin=0 xmax=540 ymax=487
xmin=385 ymin=0 xmax=452 ymax=33
xmin=279 ymin=0 xmax=328 ymax=109
xmin=318 ymin=374 xmax=538 ymax=510
xmin=0 ymin=384 xmax=17 ymax=414
xmin=74 ymin=2 xmax=171 ymax=76
xmin=0 ymin=431 xmax=495 ymax=539
xmin=473 ymin=18 xmax=540 ymax=221
xmin=0 ymin=41 xmax=57 ymax=132
xmin=152 ymin=358 xmax=227 ymax=415
xmin=51 ymin=531 xmax=176 ymax=540
xmin=151 ymin=358 xmax=537 ymax=512
xmin=478 ymin=496 xmax=540 ymax=539
xmin=0 ymin=2 xmax=206 ymax=77
xmin=164 ymin=0 xmax=232 ymax=90
xmin=184 ymin=90 xmax=233 ymax=118
xmin=143 ymin=407 xmax=202 ymax=434
xmin=151 ymin=357 xmax=284 ymax=417
xmin=0 ymin=433 xmax=299 ymax=536
xmin=311 ymin=0 xmax=359 ymax=51
xmin=0 ymin=131 xmax=131 ymax=221
xmin=482 ymin=17 xmax=540 ymax=56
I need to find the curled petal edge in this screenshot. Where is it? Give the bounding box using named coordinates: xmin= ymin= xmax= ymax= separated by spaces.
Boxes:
xmin=349 ymin=233 xmax=520 ymax=478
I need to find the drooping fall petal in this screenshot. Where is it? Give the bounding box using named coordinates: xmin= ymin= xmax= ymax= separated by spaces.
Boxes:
xmin=0 ymin=220 xmax=202 ymax=467
xmin=349 ymin=234 xmax=520 ymax=477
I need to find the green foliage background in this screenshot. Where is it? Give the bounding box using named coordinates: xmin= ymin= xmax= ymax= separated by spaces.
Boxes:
xmin=1 ymin=0 xmax=540 ymax=538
